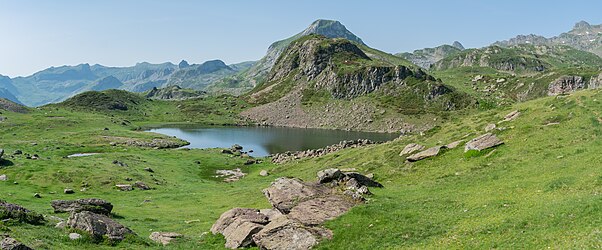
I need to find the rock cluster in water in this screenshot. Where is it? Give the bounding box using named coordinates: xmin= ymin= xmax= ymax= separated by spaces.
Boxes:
xmin=271 ymin=139 xmax=376 ymax=164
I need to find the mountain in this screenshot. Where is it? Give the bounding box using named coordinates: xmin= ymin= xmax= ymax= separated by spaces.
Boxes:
xmin=209 ymin=19 xmax=366 ymax=95
xmin=241 ymin=34 xmax=472 ymax=132
xmin=145 ymin=85 xmax=205 ymax=100
xmin=396 ymin=41 xmax=465 ymax=69
xmin=166 ymin=60 xmax=238 ymax=90
xmin=494 ymin=21 xmax=602 ymax=57
xmin=0 ymin=88 xmax=22 ymax=105
xmin=430 ymin=44 xmax=602 ymax=103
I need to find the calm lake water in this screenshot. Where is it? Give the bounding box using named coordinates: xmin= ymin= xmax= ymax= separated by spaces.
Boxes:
xmin=149 ymin=126 xmax=399 ymax=157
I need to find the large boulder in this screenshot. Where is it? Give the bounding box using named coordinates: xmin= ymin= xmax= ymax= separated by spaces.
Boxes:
xmin=316 ymin=168 xmax=343 ymax=183
xmin=51 ymin=198 xmax=113 ymax=215
xmin=406 ymin=146 xmax=442 ymax=162
xmin=465 ymin=133 xmax=504 ymax=152
xmin=149 ymin=232 xmax=183 ymax=246
xmin=287 ymin=196 xmax=354 ymax=226
xmin=211 ymin=208 xmax=269 ymax=249
xmin=399 ymin=143 xmax=425 ymax=156
xmin=0 ymin=200 xmax=44 ymax=225
xmin=548 ymin=75 xmax=585 ymax=96
xmin=67 ymin=211 xmax=135 ymax=241
xmin=0 ymin=236 xmax=31 ymax=250
xmin=252 ymin=216 xmax=331 ymax=250
xmin=262 ymin=178 xmax=330 ymax=214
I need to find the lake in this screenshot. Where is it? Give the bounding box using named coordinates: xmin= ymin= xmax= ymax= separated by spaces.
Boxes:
xmin=148 ymin=126 xmax=399 ymax=157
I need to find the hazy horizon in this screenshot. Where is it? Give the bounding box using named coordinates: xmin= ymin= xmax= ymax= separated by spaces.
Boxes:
xmin=1 ymin=0 xmax=601 ymax=77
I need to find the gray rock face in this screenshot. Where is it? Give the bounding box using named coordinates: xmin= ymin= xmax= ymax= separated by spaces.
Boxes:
xmin=287 ymin=196 xmax=353 ymax=226
xmin=317 ymin=168 xmax=343 ymax=184
xmin=149 ymin=232 xmax=183 ymax=246
xmin=252 ymin=216 xmax=328 ymax=250
xmin=210 ymin=208 xmax=269 ymax=249
xmin=465 ymin=133 xmax=504 ymax=152
xmin=51 ymin=198 xmax=113 ymax=215
xmin=406 ymin=146 xmax=442 ymax=162
xmin=589 ymin=72 xmax=602 ymax=89
xmin=0 ymin=236 xmax=32 ymax=250
xmin=548 ymin=76 xmax=585 ymax=96
xmin=262 ymin=178 xmax=330 ymax=214
xmin=67 ymin=211 xmax=135 ymax=241
xmin=399 ymin=143 xmax=425 ymax=156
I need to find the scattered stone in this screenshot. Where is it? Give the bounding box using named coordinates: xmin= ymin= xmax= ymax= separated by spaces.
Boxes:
xmin=69 ymin=233 xmax=82 ymax=240
xmin=244 ymin=159 xmax=256 ymax=165
xmin=63 ymin=189 xmax=75 ymax=194
xmin=445 ymin=140 xmax=463 ymax=149
xmin=12 ymin=150 xmax=22 ymax=155
xmin=231 ymin=144 xmax=243 ymax=151
xmin=112 ymin=160 xmax=128 ymax=167
xmin=216 ymin=169 xmax=246 ymax=182
xmin=272 ymin=139 xmax=376 ymax=164
xmin=33 ymin=193 xmax=41 ymax=198
xmin=51 ymin=198 xmax=113 ymax=215
xmin=485 ymin=123 xmax=497 ymax=132
xmin=221 ymin=149 xmax=233 ymax=154
xmin=67 ymin=211 xmax=135 ymax=241
xmin=259 ymin=170 xmax=269 ymax=177
xmin=149 ymin=232 xmax=183 ymax=246
xmin=55 ymin=221 xmax=66 ymax=229
xmin=0 ymin=236 xmax=32 ymax=250
xmin=115 ymin=184 xmax=133 ymax=191
xmin=503 ymin=110 xmax=521 ymax=122
xmin=343 ymin=172 xmax=383 ymax=188
xmin=465 ymin=133 xmax=504 ymax=152
xmin=0 ymin=175 xmax=6 ymax=181
xmin=134 ymin=181 xmax=150 ymax=190
xmin=0 ymin=149 xmax=3 ymax=159
xmin=399 ymin=143 xmax=425 ymax=156
xmin=143 ymin=167 xmax=154 ymax=173
xmin=406 ymin=146 xmax=442 ymax=162
xmin=317 ymin=168 xmax=343 ymax=184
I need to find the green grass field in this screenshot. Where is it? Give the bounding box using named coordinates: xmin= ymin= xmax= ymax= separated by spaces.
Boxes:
xmin=1 ymin=87 xmax=601 ymax=249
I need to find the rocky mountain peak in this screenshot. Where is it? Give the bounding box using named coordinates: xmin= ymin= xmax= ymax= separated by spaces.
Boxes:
xmin=452 ymin=41 xmax=465 ymax=50
xmin=178 ymin=60 xmax=190 ymax=69
xmin=300 ymin=19 xmax=365 ymax=45
xmin=573 ymin=20 xmax=592 ymax=30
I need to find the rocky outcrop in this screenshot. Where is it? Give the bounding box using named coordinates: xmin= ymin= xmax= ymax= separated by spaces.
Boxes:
xmin=51 ymin=198 xmax=113 ymax=215
xmin=465 ymin=133 xmax=504 ymax=152
xmin=396 ymin=42 xmax=464 ymax=69
xmin=432 ymin=45 xmax=547 ymax=72
xmin=149 ymin=232 xmax=183 ymax=246
xmin=503 ymin=110 xmax=521 ymax=122
xmin=399 ymin=143 xmax=425 ymax=156
xmin=589 ymin=72 xmax=602 ymax=89
xmin=212 ymin=169 xmax=382 ymax=249
xmin=216 ymin=169 xmax=246 ymax=182
xmin=271 ymin=139 xmax=376 ymax=164
xmin=67 ymin=211 xmax=135 ymax=241
xmin=548 ymin=76 xmax=585 ymax=96
xmin=0 ymin=235 xmax=32 ymax=250
xmin=0 ymin=200 xmax=44 ymax=224
xmin=105 ymin=136 xmax=190 ymax=149
xmin=406 ymin=146 xmax=442 ymax=162
xmin=145 ymin=85 xmax=205 ymax=100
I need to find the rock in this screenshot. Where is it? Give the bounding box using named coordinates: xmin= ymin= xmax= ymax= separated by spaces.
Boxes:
xmin=316 ymin=168 xmax=343 ymax=183
xmin=211 ymin=208 xmax=269 ymax=234
xmin=0 ymin=149 xmax=3 ymax=159
xmin=465 ymin=133 xmax=504 ymax=152
xmin=503 ymin=110 xmax=520 ymax=122
xmin=134 ymin=181 xmax=150 ymax=190
xmin=12 ymin=150 xmax=22 ymax=155
xmin=33 ymin=193 xmax=41 ymax=198
xmin=55 ymin=221 xmax=66 ymax=229
xmin=484 ymin=123 xmax=496 ymax=132
xmin=343 ymin=172 xmax=383 ymax=188
xmin=112 ymin=160 xmax=127 ymax=167
xmin=149 ymin=232 xmax=182 ymax=246
xmin=356 ymin=186 xmax=371 ymax=195
xmin=244 ymin=159 xmax=256 ymax=165
xmin=0 ymin=175 xmax=6 ymax=181
xmin=399 ymin=143 xmax=425 ymax=156
xmin=69 ymin=233 xmax=82 ymax=240
xmin=115 ymin=184 xmax=133 ymax=191
xmin=0 ymin=200 xmax=44 ymax=224
xmin=259 ymin=209 xmax=283 ymax=221
xmin=252 ymin=216 xmax=329 ymax=250
xmin=51 ymin=198 xmax=113 ymax=215
xmin=262 ymin=178 xmax=329 ymax=214
xmin=0 ymin=236 xmax=32 ymax=250
xmin=216 ymin=168 xmax=246 ymax=182
xmin=548 ymin=76 xmax=585 ymax=96
xmin=63 ymin=189 xmax=75 ymax=194
xmin=143 ymin=167 xmax=154 ymax=173
xmin=231 ymin=144 xmax=243 ymax=151
xmin=271 ymin=139 xmax=377 ymax=164
xmin=259 ymin=170 xmax=269 ymax=176
xmin=221 ymin=149 xmax=233 ymax=154
xmin=445 ymin=140 xmax=462 ymax=149
xmin=67 ymin=211 xmax=135 ymax=241
xmin=287 ymin=196 xmax=354 ymax=226
xmin=406 ymin=146 xmax=442 ymax=162
xmin=223 ymin=221 xmax=264 ymax=249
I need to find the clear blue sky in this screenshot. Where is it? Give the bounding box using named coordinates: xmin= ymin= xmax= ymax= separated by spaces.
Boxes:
xmin=1 ymin=0 xmax=601 ymax=77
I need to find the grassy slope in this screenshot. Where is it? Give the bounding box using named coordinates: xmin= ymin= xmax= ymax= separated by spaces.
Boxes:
xmin=1 ymin=88 xmax=601 ymax=249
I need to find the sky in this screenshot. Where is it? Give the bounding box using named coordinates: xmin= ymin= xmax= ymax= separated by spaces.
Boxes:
xmin=1 ymin=0 xmax=601 ymax=77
